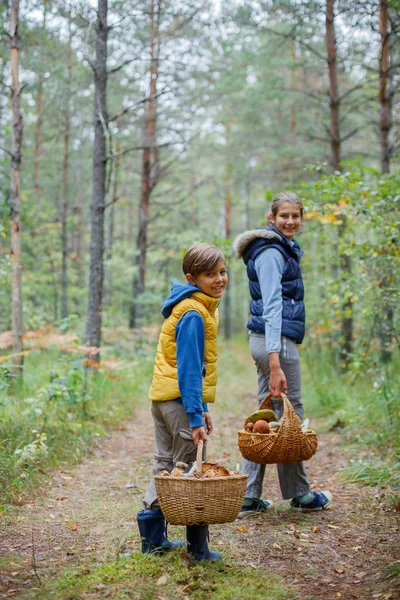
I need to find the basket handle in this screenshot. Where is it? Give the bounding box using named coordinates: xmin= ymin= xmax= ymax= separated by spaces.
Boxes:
xmin=259 ymin=391 xmax=289 ymax=410
xmin=196 ymin=439 xmax=205 ymax=475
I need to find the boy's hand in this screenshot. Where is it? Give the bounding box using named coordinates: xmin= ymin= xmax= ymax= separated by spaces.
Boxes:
xmin=192 ymin=426 xmax=207 ymax=446
xmin=204 ymin=412 xmax=213 ymax=435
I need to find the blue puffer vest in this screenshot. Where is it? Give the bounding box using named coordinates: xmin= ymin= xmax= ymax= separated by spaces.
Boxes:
xmin=233 ymin=226 xmax=305 ymax=344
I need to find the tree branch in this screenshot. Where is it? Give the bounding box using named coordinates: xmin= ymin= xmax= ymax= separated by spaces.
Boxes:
xmin=108 ymin=58 xmax=136 ymax=75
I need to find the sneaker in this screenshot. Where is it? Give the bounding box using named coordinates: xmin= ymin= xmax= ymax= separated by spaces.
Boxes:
xmin=290 ymin=490 xmax=332 ymax=511
xmin=237 ymin=498 xmax=273 ymax=518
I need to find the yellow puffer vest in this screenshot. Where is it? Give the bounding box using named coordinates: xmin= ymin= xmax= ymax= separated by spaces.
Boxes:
xmin=149 ymin=292 xmax=219 ymax=403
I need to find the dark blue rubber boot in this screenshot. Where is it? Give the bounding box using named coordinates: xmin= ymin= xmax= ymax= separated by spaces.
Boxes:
xmin=186 ymin=525 xmax=222 ymax=561
xmin=137 ymin=509 xmax=185 ymax=554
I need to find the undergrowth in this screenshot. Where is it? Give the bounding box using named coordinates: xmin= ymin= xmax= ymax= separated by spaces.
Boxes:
xmin=302 ymin=345 xmax=400 ymax=488
xmin=0 ymin=340 xmax=154 ymax=510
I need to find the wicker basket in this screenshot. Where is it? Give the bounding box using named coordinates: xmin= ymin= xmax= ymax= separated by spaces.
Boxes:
xmin=238 ymin=392 xmax=318 ymax=464
xmin=154 ymin=440 xmax=248 ymax=525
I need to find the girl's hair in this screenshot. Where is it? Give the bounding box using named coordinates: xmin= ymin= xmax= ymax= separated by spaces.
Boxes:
xmin=182 ymin=243 xmax=226 ymax=277
xmin=270 ymin=192 xmax=305 ymax=219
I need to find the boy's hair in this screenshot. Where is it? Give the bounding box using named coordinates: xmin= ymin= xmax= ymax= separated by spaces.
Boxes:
xmin=182 ymin=243 xmax=226 ymax=277
xmin=270 ymin=192 xmax=305 ymax=219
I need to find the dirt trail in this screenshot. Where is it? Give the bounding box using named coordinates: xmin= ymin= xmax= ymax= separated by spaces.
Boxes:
xmin=1 ymin=395 xmax=399 ymax=600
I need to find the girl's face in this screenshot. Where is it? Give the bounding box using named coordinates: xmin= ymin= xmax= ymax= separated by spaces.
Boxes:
xmin=269 ymin=202 xmax=302 ymax=240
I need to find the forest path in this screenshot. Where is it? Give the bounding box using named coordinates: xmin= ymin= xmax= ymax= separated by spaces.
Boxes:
xmin=1 ymin=393 xmax=399 ymax=600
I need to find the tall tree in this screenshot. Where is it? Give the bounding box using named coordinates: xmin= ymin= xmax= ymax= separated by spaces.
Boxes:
xmin=223 ymin=122 xmax=232 ymax=340
xmin=60 ymin=6 xmax=73 ymax=323
xmin=378 ymin=0 xmax=394 ymax=363
xmin=86 ymin=0 xmax=108 ymax=360
xmin=379 ymin=0 xmax=392 ymax=174
xmin=10 ymin=0 xmax=24 ymax=379
xmin=33 ymin=0 xmax=48 ymax=195
xmin=130 ymin=0 xmax=161 ymax=328
xmin=325 ymin=0 xmax=341 ymax=172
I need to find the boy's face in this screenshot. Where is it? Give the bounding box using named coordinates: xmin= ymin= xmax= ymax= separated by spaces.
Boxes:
xmin=186 ymin=259 xmax=228 ymax=299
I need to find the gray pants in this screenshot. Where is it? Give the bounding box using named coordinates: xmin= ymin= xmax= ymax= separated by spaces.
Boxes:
xmin=143 ymin=400 xmax=199 ymax=510
xmin=242 ymin=333 xmax=310 ymax=500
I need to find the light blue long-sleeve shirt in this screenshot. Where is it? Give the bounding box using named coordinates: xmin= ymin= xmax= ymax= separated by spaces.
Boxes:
xmin=254 ymin=248 xmax=286 ymax=354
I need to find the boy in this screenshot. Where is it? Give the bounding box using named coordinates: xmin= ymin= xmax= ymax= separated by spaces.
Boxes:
xmin=137 ymin=243 xmax=228 ymax=561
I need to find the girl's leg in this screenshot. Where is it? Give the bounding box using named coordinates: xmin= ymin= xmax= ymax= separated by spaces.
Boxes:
xmin=241 ymin=333 xmax=270 ymax=498
xmin=273 ymin=337 xmax=310 ymax=499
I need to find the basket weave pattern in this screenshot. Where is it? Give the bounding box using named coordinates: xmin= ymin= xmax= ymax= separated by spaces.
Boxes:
xmin=154 ymin=441 xmax=248 ymax=525
xmin=238 ymin=392 xmax=318 ymax=464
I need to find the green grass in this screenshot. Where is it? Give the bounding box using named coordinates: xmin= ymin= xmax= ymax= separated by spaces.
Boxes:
xmin=28 ymin=551 xmax=294 ymax=600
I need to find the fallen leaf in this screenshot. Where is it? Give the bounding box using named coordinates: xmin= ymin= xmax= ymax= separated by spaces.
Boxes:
xmin=236 ymin=525 xmax=248 ymax=533
xmin=334 ymin=568 xmax=345 ymax=574
xmin=336 ymin=593 xmax=342 ymax=597
xmin=156 ymin=575 xmax=167 ymax=586
xmin=56 ymin=497 xmax=67 ymax=501
xmin=311 ymin=527 xmax=320 ymax=533
xmin=70 ymin=523 xmax=77 ymax=531
xmin=273 ymin=542 xmax=282 ymax=549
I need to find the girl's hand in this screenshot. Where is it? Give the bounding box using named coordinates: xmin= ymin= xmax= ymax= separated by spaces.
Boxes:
xmin=204 ymin=412 xmax=213 ymax=435
xmin=192 ymin=426 xmax=207 ymax=446
xmin=269 ymin=352 xmax=288 ymax=396
xmin=269 ymin=366 xmax=288 ymax=397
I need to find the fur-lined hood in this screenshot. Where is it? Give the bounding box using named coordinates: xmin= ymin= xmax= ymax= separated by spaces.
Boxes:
xmin=232 ymin=228 xmax=281 ymax=259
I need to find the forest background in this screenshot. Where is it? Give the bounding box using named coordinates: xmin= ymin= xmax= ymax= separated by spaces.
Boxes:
xmin=0 ymin=0 xmax=399 ymax=514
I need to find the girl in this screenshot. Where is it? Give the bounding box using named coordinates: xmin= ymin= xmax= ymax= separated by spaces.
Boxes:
xmin=233 ymin=192 xmax=332 ymax=514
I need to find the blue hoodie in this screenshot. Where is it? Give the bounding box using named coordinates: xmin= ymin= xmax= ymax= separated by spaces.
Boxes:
xmin=161 ymin=279 xmax=209 ymax=428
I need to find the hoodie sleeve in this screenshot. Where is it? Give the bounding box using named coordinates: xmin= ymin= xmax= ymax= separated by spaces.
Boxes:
xmin=175 ymin=311 xmax=206 ymax=428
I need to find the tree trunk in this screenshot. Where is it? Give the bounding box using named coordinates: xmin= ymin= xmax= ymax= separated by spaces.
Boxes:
xmin=223 ymin=127 xmax=232 ymax=340
xmin=104 ymin=136 xmax=120 ymax=307
xmin=325 ymin=0 xmax=340 ymax=172
xmin=379 ymin=0 xmax=391 ymax=174
xmin=289 ymin=39 xmax=297 ymax=183
xmin=33 ymin=2 xmax=47 ymax=195
xmin=60 ymin=7 xmax=72 ymax=324
xmin=130 ymin=0 xmax=161 ymax=328
xmin=73 ymin=170 xmax=83 ymax=271
xmin=378 ymin=0 xmax=393 ymax=363
xmin=10 ymin=0 xmax=24 ymax=380
xmin=290 ymin=39 xmax=296 ymax=143
xmin=85 ymin=0 xmax=108 ymax=361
